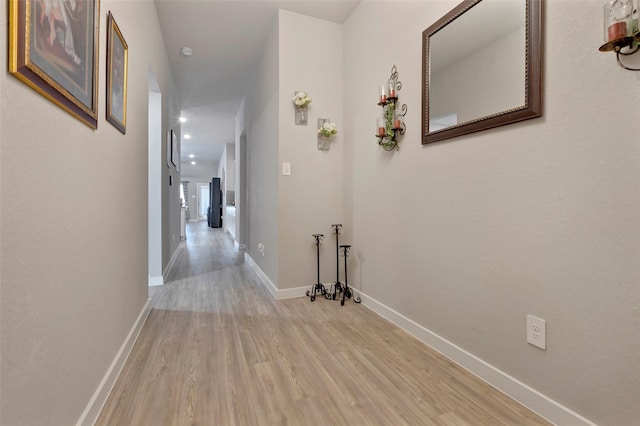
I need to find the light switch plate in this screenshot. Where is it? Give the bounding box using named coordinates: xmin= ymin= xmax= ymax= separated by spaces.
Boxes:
xmin=282 ymin=162 xmax=291 ymax=176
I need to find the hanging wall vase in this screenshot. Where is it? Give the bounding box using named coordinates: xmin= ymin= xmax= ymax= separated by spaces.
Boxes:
xmin=317 ymin=118 xmax=337 ymax=151
xmin=296 ymin=105 xmax=308 ymax=125
xmin=318 ymin=134 xmax=330 ymax=151
xmin=293 ymin=91 xmax=311 ymax=125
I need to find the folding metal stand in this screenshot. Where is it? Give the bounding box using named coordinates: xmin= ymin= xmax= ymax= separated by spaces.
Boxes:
xmin=330 ymin=224 xmax=344 ymax=300
xmin=306 ymin=234 xmax=327 ymax=301
xmin=339 ymin=245 xmax=361 ymax=306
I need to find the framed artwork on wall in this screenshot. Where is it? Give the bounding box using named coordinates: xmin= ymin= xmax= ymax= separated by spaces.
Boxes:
xmin=8 ymin=0 xmax=100 ymax=129
xmin=106 ymin=11 xmax=128 ymax=134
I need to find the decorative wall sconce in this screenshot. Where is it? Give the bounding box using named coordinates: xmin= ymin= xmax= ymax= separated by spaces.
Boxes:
xmin=317 ymin=118 xmax=337 ymax=151
xmin=376 ymin=65 xmax=407 ymax=151
xmin=293 ymin=91 xmax=311 ymax=125
xmin=599 ymin=0 xmax=640 ymax=70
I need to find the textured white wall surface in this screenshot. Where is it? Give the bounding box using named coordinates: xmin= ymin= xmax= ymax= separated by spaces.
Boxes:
xmin=277 ymin=10 xmax=345 ymax=290
xmin=343 ymin=1 xmax=640 ymax=425
xmin=3 ymin=1 xmax=639 ymax=425
xmin=244 ymin=20 xmax=280 ymax=281
xmin=0 ymin=0 xmax=178 ymax=423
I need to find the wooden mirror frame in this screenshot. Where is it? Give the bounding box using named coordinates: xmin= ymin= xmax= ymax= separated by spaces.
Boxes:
xmin=422 ymin=0 xmax=543 ymax=145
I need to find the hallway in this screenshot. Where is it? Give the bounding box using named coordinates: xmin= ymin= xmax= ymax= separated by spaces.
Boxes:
xmin=96 ymin=222 xmax=550 ymax=425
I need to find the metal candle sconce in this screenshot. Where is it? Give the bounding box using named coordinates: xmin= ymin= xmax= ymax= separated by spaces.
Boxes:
xmin=376 ymin=65 xmax=407 ymax=151
xmin=599 ymin=0 xmax=640 ymax=70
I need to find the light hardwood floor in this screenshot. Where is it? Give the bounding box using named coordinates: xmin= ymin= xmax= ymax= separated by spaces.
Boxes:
xmin=96 ymin=222 xmax=552 ymax=425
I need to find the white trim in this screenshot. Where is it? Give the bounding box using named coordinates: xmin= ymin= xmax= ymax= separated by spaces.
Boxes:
xmin=148 ymin=275 xmax=163 ymax=287
xmin=244 ymin=254 xmax=332 ymax=300
xmin=245 ymin=253 xmax=277 ymax=299
xmin=277 ymin=285 xmax=309 ymax=299
xmin=240 ymin=254 xmax=593 ymax=424
xmin=357 ymin=291 xmax=596 ymax=426
xmin=163 ymin=242 xmax=184 ymax=281
xmin=76 ymin=299 xmax=152 ymax=426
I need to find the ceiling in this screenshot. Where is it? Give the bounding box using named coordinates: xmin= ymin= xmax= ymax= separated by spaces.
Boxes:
xmin=154 ymin=0 xmax=361 ymax=175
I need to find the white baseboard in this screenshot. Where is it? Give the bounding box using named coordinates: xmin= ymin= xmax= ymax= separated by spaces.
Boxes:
xmin=76 ymin=299 xmax=152 ymax=426
xmin=148 ymin=275 xmax=163 ymax=287
xmin=285 ymin=282 xmax=341 ymax=300
xmin=357 ymin=291 xmax=596 ymax=426
xmin=245 ymin=253 xmax=277 ymax=299
xmin=230 ymin=258 xmax=595 ymax=424
xmin=162 ymin=242 xmax=184 ymax=281
xmin=244 ymin=254 xmax=311 ymax=300
xmin=277 ymin=285 xmax=309 ymax=299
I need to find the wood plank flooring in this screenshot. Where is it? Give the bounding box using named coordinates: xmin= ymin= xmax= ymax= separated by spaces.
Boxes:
xmin=96 ymin=222 xmax=552 ymax=425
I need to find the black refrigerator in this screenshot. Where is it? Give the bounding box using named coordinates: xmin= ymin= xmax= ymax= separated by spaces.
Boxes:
xmin=208 ymin=177 xmax=222 ymax=228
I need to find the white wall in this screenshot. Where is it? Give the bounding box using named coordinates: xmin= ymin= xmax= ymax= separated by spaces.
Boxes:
xmin=181 ymin=159 xmax=218 ymax=180
xmin=0 ymin=0 xmax=178 ymax=423
xmin=241 ymin=10 xmax=345 ymax=290
xmin=242 ymin=18 xmax=280 ymax=281
xmin=343 ymin=1 xmax=640 ymax=425
xmin=278 ymin=10 xmax=344 ymax=290
xmin=148 ymin=85 xmax=163 ymax=285
xmin=225 ymin=143 xmax=236 ymax=193
xmin=235 ymin=103 xmax=248 ymax=248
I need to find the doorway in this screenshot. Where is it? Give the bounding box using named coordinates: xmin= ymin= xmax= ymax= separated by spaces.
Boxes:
xmin=197 ymin=183 xmax=209 ymax=221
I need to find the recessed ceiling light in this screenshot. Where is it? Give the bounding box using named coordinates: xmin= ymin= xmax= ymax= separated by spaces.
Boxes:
xmin=181 ymin=46 xmax=193 ymax=56
xmin=184 ymin=134 xmax=191 ymax=139
xmin=191 ymin=161 xmax=196 ymax=165
xmin=189 ymin=154 xmax=194 ymax=158
xmin=179 ymin=116 xmax=186 ymax=123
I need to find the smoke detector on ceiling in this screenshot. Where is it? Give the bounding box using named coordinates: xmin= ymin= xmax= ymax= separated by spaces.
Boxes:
xmin=180 ymin=46 xmax=193 ymax=57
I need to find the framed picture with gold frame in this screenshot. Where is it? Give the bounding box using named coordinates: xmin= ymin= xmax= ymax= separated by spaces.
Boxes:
xmin=106 ymin=11 xmax=128 ymax=134
xmin=8 ymin=0 xmax=100 ymax=129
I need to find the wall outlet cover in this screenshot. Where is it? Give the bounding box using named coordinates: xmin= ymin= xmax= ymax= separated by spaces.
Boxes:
xmin=526 ymin=315 xmax=546 ymax=350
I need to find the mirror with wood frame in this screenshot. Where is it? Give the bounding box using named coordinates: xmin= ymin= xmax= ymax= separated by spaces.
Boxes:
xmin=422 ymin=0 xmax=542 ymax=145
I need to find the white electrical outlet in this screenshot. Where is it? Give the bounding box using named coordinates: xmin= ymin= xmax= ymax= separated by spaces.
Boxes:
xmin=258 ymin=243 xmax=265 ymax=256
xmin=526 ymin=315 xmax=546 ymax=350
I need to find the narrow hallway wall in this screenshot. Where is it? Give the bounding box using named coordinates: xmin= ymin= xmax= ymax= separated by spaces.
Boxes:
xmin=0 ymin=0 xmax=179 ymax=423
xmin=343 ymin=1 xmax=640 ymax=424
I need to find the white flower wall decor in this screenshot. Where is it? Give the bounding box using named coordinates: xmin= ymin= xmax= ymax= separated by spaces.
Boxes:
xmin=293 ymin=91 xmax=311 ymax=125
xmin=317 ymin=118 xmax=337 ymax=151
